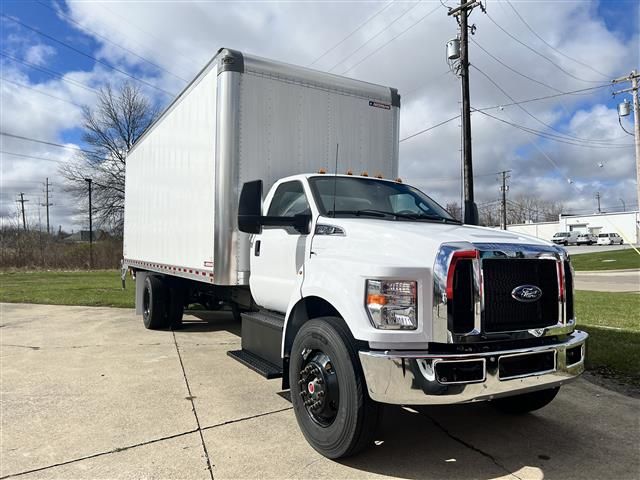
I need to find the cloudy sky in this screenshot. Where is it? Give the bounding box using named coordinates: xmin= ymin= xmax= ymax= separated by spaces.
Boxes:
xmin=1 ymin=0 xmax=638 ymax=232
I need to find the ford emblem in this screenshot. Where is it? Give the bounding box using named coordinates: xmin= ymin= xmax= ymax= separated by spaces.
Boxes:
xmin=511 ymin=285 xmax=543 ymax=303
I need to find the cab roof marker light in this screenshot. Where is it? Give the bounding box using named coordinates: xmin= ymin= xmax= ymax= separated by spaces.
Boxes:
xmin=318 ymin=168 xmax=327 ymax=174
xmin=375 ymin=172 xmax=383 ymax=179
xmin=346 ymin=169 xmax=353 ymax=175
xmin=361 ymin=171 xmax=369 ymax=177
xmin=395 ymin=177 xmax=403 ymax=183
xmin=446 ymin=249 xmax=478 ymax=300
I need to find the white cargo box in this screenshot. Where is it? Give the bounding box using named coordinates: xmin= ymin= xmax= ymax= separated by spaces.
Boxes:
xmin=123 ymin=48 xmax=400 ymax=286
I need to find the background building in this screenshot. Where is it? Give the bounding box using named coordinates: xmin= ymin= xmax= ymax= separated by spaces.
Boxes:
xmin=507 ymin=211 xmax=639 ymax=244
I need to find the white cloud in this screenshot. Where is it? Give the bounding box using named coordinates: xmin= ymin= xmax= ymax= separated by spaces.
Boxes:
xmin=2 ymin=0 xmax=639 ymax=230
xmin=24 ymin=43 xmax=56 ymax=66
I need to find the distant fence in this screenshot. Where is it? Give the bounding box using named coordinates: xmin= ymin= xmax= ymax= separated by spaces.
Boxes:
xmin=0 ymin=229 xmax=122 ymax=270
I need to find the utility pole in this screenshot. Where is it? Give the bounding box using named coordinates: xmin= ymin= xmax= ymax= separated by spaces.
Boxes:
xmin=84 ymin=178 xmax=93 ymax=269
xmin=612 ymin=70 xmax=640 ymax=211
xmin=499 ymin=170 xmax=511 ymax=230
xmin=41 ymin=178 xmax=52 ymax=234
xmin=17 ymin=193 xmax=28 ymax=231
xmin=595 ymin=191 xmax=602 ymax=213
xmin=448 ymin=0 xmax=484 ymax=225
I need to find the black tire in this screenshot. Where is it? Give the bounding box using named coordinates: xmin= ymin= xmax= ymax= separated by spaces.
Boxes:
xmin=166 ymin=282 xmax=185 ymax=329
xmin=142 ymin=275 xmax=170 ymax=330
xmin=493 ymin=387 xmax=559 ymax=414
xmin=289 ymin=317 xmax=380 ymax=459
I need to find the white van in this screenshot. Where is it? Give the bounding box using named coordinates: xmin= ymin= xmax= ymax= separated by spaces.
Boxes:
xmin=551 ymin=231 xmax=580 ymax=246
xmin=597 ymin=233 xmax=624 ymax=245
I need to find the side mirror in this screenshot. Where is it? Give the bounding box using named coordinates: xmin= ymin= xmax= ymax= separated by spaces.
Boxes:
xmin=292 ymin=214 xmax=312 ymax=235
xmin=238 ymin=180 xmax=263 ymax=234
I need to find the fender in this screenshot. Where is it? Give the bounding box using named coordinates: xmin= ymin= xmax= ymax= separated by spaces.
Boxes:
xmin=282 ymin=254 xmax=432 ymax=357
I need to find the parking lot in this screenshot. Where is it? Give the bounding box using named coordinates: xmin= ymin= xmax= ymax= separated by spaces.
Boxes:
xmin=2 ymin=303 xmax=639 ymax=480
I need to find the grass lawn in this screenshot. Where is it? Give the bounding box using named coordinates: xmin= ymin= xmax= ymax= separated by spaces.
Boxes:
xmin=0 ymin=270 xmax=134 ymax=308
xmin=575 ymin=291 xmax=640 ymax=386
xmin=570 ymin=248 xmax=640 ymax=271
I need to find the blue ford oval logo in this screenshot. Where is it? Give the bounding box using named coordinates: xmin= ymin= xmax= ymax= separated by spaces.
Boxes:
xmin=511 ymin=285 xmax=543 ymax=303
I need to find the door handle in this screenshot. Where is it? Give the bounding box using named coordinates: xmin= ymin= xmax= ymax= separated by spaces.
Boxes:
xmin=254 ymin=240 xmax=261 ymax=256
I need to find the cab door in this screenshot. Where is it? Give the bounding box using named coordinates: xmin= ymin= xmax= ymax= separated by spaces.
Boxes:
xmin=250 ymin=180 xmax=313 ymax=312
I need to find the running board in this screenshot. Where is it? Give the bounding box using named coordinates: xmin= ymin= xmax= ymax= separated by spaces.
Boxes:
xmin=227 ymin=350 xmax=282 ymax=379
xmin=228 ymin=310 xmax=284 ymax=379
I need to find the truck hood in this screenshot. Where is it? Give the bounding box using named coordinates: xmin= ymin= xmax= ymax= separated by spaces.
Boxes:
xmin=312 ymin=217 xmax=556 ymax=266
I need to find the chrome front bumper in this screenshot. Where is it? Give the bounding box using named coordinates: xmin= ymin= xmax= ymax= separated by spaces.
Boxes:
xmin=359 ymin=330 xmax=588 ymax=405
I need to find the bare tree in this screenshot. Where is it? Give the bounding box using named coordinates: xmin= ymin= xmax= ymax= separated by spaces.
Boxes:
xmin=445 ymin=202 xmax=462 ymax=222
xmin=61 ymin=82 xmax=157 ymax=234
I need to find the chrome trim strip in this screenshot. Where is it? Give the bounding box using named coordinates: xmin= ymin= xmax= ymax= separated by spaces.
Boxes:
xmin=359 ymin=330 xmax=588 ymax=405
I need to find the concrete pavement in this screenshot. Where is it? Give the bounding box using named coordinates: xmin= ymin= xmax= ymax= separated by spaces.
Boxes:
xmin=574 ymin=269 xmax=640 ymax=292
xmin=1 ymin=303 xmax=639 ymax=479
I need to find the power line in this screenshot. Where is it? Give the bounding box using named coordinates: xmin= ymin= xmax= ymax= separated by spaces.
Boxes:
xmin=473 ymin=84 xmax=612 ymax=111
xmin=1 ymin=150 xmax=67 ymax=163
xmin=36 ymin=0 xmax=190 ymax=84
xmin=309 ymin=0 xmax=395 ymax=67
xmin=484 ymin=11 xmax=605 ymax=84
xmin=471 ymin=38 xmax=572 ymax=95
xmin=1 ymin=77 xmax=85 ymax=108
xmin=471 ymin=64 xmax=630 ymax=146
xmin=400 ymin=114 xmax=460 ymax=143
xmin=96 ymin=2 xmax=202 ymax=71
xmin=342 ymin=3 xmax=441 ymax=75
xmin=1 ymin=51 xmax=99 ymax=94
xmin=504 ymin=0 xmax=610 ymax=80
xmin=475 ymin=109 xmax=632 ymax=149
xmin=1 ymin=14 xmax=174 ymax=96
xmin=328 ymin=0 xmax=423 ymax=72
xmin=0 ymin=132 xmax=98 ymax=155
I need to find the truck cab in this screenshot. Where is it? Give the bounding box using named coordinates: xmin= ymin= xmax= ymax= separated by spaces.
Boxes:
xmin=234 ymin=173 xmax=587 ymax=458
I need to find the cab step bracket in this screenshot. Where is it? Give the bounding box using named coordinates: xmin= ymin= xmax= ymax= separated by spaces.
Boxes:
xmin=228 ymin=310 xmax=284 ymax=379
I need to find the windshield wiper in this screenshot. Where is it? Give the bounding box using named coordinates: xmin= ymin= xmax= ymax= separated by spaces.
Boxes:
xmin=327 ymin=209 xmax=458 ymax=222
xmin=326 ymin=209 xmax=387 ymax=218
xmin=406 ymin=213 xmax=461 ymax=224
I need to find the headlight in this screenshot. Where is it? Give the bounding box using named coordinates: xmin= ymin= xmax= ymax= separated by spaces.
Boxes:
xmin=366 ymin=280 xmax=417 ymax=330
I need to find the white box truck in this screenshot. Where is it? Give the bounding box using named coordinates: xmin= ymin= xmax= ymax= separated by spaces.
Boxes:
xmin=123 ymin=48 xmax=587 ymax=459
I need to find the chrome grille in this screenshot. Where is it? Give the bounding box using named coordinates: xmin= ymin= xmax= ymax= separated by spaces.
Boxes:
xmin=482 ymin=259 xmax=558 ymax=333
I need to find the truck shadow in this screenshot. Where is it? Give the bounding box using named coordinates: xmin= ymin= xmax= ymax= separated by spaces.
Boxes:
xmin=178 ymin=310 xmax=241 ymax=336
xmin=338 ymin=401 xmax=597 ymax=480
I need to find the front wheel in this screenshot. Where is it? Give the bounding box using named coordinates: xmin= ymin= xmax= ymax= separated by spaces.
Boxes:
xmin=493 ymin=387 xmax=559 ymax=414
xmin=289 ymin=317 xmax=380 ymax=459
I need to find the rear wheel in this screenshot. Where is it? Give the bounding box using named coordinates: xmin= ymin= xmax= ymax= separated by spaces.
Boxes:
xmin=166 ymin=282 xmax=185 ymax=329
xmin=289 ymin=317 xmax=380 ymax=459
xmin=493 ymin=387 xmax=559 ymax=414
xmin=142 ymin=275 xmax=170 ymax=330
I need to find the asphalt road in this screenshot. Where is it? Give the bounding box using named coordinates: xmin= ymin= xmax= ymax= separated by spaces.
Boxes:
xmin=564 ymin=244 xmax=636 ymax=255
xmin=2 ymin=303 xmax=639 ymax=480
xmin=574 ymin=269 xmax=640 ymax=292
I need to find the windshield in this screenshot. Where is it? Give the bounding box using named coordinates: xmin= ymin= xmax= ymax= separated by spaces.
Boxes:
xmin=308 ymin=176 xmax=457 ymax=222
xmin=554 ymin=233 xmax=569 ymax=237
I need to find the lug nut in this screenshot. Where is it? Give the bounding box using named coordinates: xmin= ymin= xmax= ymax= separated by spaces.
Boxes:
xmin=318 ymin=391 xmax=325 ymax=397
